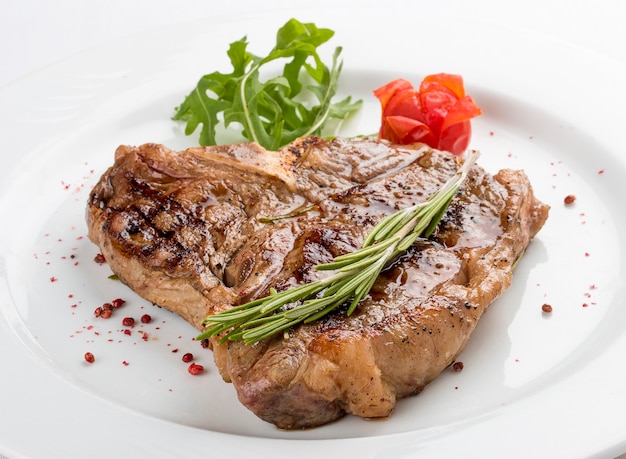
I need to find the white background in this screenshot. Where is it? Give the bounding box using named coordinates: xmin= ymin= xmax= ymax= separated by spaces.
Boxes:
xmin=2 ymin=0 xmax=625 ymax=89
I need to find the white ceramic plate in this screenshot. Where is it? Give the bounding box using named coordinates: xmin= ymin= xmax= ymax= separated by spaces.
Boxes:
xmin=1 ymin=7 xmax=625 ymax=459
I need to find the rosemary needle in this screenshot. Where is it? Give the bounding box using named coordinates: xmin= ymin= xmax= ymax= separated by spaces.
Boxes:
xmin=197 ymin=150 xmax=480 ymax=345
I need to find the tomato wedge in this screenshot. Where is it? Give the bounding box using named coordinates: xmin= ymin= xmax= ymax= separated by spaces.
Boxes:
xmin=374 ymin=74 xmax=483 ymax=155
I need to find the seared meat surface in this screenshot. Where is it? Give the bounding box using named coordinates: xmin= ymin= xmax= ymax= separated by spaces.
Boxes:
xmin=87 ymin=136 xmax=549 ymax=429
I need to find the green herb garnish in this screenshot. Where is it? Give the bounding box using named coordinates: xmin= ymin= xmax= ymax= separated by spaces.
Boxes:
xmin=197 ymin=150 xmax=480 ymax=345
xmin=172 ymin=18 xmax=362 ymax=151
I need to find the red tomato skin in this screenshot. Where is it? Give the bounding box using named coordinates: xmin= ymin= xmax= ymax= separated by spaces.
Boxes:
xmin=382 ymin=115 xmax=434 ymax=146
xmin=438 ymin=121 xmax=472 ymax=154
xmin=374 ymin=75 xmax=482 ymax=156
xmin=418 ymin=83 xmax=458 ymax=137
xmin=373 ymin=78 xmax=413 ymax=110
xmin=381 ymin=89 xmax=423 ymax=122
xmin=422 ymin=73 xmax=466 ymax=99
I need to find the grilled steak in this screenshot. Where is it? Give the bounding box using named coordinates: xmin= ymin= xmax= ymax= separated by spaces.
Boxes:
xmin=87 ymin=136 xmax=549 ymax=429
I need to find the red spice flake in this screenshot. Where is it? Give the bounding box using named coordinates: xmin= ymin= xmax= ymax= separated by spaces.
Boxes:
xmin=188 ymin=363 xmax=204 ymax=375
xmin=585 ymin=252 xmax=590 ymax=257
xmin=84 ymin=352 xmax=95 ymax=364
xmin=93 ymin=253 xmax=106 ymax=264
xmin=563 ymin=194 xmax=576 ymax=205
xmin=598 ymin=169 xmax=605 ymax=175
xmin=50 ymin=276 xmax=58 ymax=283
xmin=541 ymin=303 xmax=553 ymax=313
xmin=489 ymin=131 xmax=494 ymax=136
xmin=140 ymin=314 xmax=152 ymax=324
xmin=582 ymin=303 xmax=589 ymax=308
xmin=141 ymin=332 xmax=149 ymax=341
xmin=95 ymin=306 xmax=113 ymax=319
xmin=111 ymin=298 xmax=126 ymax=309
xmin=122 ymin=317 xmax=135 ymax=327
xmin=452 ymin=361 xmax=464 ymax=372
xmin=182 ymin=352 xmax=194 ymax=363
xmin=171 ymin=348 xmax=179 ymax=353
xmin=122 ymin=360 xmax=129 ymax=366
xmin=123 ymin=329 xmax=132 ymax=336
xmin=589 ymin=284 xmax=597 ymax=290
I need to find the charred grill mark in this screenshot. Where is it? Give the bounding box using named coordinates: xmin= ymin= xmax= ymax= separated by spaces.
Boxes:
xmin=288 ymin=145 xmax=303 ymax=158
xmin=291 ymin=136 xmax=325 ymax=167
xmin=295 ymin=226 xmax=357 ymax=282
xmin=102 ymin=176 xmax=214 ymax=272
xmin=105 ymin=206 xmax=184 ymax=269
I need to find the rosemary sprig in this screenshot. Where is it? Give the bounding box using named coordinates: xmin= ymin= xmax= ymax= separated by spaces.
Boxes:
xmin=258 ymin=205 xmax=317 ymax=223
xmin=197 ymin=150 xmax=480 ymax=345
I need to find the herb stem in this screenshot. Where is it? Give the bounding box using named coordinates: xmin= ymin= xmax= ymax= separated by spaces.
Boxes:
xmin=239 ymin=62 xmax=262 ymax=145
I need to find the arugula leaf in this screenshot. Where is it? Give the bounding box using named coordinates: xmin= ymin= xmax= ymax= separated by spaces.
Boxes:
xmin=173 ymin=18 xmax=362 ymax=150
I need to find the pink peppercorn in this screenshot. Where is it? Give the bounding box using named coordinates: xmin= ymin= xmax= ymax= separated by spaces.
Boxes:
xmin=111 ymin=298 xmax=126 ymax=309
xmin=188 ymin=363 xmax=204 ymax=375
xmin=563 ymin=194 xmax=576 ymax=205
